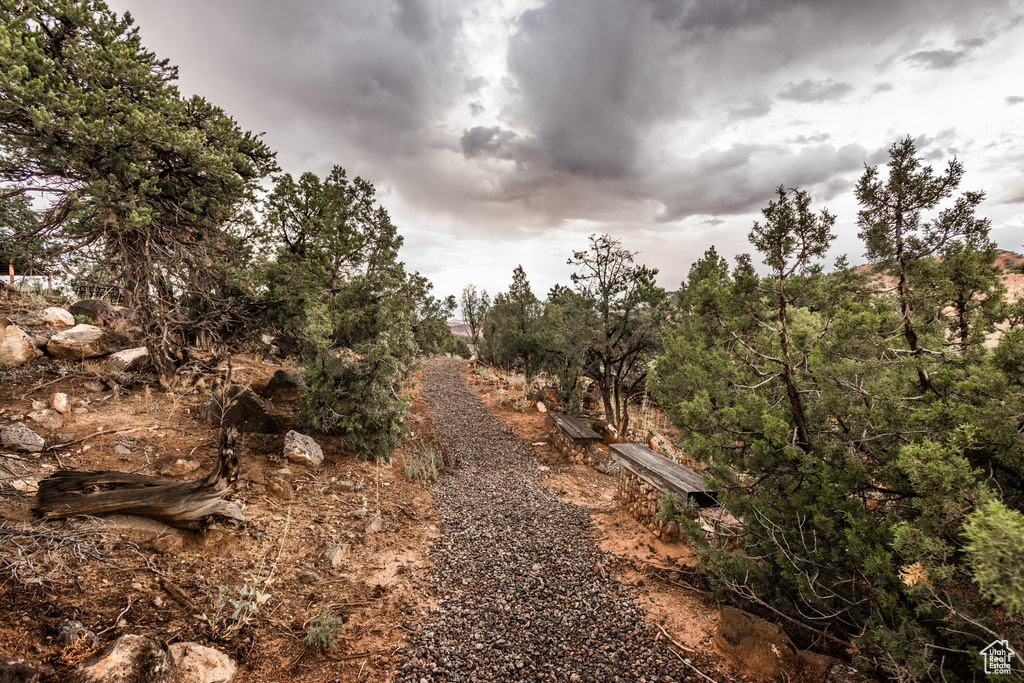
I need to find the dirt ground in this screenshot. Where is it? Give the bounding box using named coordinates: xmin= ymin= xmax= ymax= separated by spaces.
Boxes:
xmin=2 ymin=351 xmax=824 ymax=682
xmin=0 ymin=353 xmax=437 ymax=682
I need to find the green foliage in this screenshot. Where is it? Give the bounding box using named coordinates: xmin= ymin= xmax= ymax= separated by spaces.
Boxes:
xmin=298 ymin=330 xmax=415 ymax=461
xmin=567 ymin=235 xmax=666 ymax=433
xmin=651 ymin=140 xmax=1024 ymax=679
xmin=209 ymin=576 xmax=271 ymax=639
xmin=964 ymin=500 xmax=1024 ymax=618
xmin=404 ymin=441 xmax=454 ymax=485
xmin=655 ymin=491 xmax=693 ymax=524
xmin=305 ymin=608 xmax=344 ymax=649
xmin=480 ymin=265 xmax=543 ymax=378
xmin=0 ymin=0 xmax=277 ymax=358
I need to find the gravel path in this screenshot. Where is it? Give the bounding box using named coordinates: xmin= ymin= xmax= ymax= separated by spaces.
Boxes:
xmin=397 ymin=358 xmax=688 ymax=682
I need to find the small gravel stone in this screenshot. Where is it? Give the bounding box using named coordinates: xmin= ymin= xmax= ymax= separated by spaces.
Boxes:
xmin=396 ymin=359 xmax=687 ymax=682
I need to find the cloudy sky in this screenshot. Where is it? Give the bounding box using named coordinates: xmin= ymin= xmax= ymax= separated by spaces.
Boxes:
xmin=106 ymin=0 xmax=1024 ymax=300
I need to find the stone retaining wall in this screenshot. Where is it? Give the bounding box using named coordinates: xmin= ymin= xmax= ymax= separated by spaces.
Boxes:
xmin=550 ymin=427 xmax=597 ymax=464
xmin=616 ymin=467 xmax=681 ymax=542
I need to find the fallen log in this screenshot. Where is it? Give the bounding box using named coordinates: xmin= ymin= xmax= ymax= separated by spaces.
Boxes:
xmin=34 ymin=427 xmax=243 ymax=530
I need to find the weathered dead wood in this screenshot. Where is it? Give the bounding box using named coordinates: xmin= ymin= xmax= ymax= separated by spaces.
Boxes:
xmin=33 ymin=427 xmax=243 ymax=530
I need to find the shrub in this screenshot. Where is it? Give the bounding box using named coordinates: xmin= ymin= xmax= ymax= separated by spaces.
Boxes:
xmin=404 ymin=441 xmax=454 ymax=484
xmin=305 ymin=608 xmax=343 ymax=649
xmin=299 ymin=328 xmax=415 ymax=460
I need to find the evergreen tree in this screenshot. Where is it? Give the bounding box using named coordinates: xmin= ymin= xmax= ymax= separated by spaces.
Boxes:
xmin=481 ymin=265 xmax=543 ymax=379
xmin=569 ymin=235 xmax=665 ymax=434
xmin=0 ymin=0 xmax=277 ymax=378
xmin=653 ymin=166 xmax=1023 ymax=679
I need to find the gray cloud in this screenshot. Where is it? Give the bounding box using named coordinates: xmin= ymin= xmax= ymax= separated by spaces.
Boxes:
xmin=460 ymin=126 xmax=517 ymax=158
xmin=906 ymin=48 xmax=969 ymax=70
xmin=778 ymin=79 xmax=854 ymax=103
xmin=727 ymin=99 xmax=772 ymax=121
xmin=104 ymin=0 xmax=1024 ymax=296
xmin=653 ymin=143 xmax=870 ymax=221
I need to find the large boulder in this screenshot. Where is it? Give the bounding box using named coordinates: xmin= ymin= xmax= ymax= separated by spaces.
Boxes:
xmin=68 ymin=635 xmax=176 ymax=683
xmin=263 ymin=369 xmax=301 ymax=402
xmin=202 ymin=385 xmax=276 ymax=433
xmin=716 ymin=606 xmax=799 ymax=680
xmin=68 ymin=299 xmax=119 ymax=326
xmin=0 ymin=325 xmax=41 ymax=367
xmin=169 ymin=642 xmax=236 ymax=683
xmin=1 ymin=422 xmax=45 ymax=453
xmin=100 ymin=346 xmax=151 ymax=374
xmin=283 ymin=430 xmax=324 ymax=468
xmin=39 ymin=307 xmax=75 ymax=326
xmin=47 ymin=324 xmax=129 ymax=359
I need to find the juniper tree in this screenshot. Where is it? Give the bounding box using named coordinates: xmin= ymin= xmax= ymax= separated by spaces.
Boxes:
xmin=569 ymin=235 xmax=665 ymax=435
xmin=0 ymin=0 xmax=277 ymax=379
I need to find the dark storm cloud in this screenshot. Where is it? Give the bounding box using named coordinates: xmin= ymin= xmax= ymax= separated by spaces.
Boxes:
xmin=653 ymin=143 xmax=870 ymax=221
xmin=460 ymin=126 xmax=517 ymax=157
xmin=778 ymin=79 xmax=854 ymax=103
xmin=111 ymin=0 xmax=1022 ymax=242
xmin=110 ymin=0 xmax=468 ymax=161
xmin=506 ymin=0 xmax=681 ymax=179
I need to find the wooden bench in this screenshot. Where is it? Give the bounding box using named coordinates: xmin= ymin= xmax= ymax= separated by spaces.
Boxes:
xmin=546 ymin=412 xmax=603 ymax=463
xmin=610 ymin=442 xmax=717 ymax=541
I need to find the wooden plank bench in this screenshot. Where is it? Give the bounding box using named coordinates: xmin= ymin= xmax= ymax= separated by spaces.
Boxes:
xmin=610 ymin=442 xmax=717 ymax=541
xmin=546 ymin=412 xmax=603 ymax=463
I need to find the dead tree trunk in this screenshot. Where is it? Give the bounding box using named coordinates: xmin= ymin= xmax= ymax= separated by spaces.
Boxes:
xmin=34 ymin=427 xmax=243 ymax=531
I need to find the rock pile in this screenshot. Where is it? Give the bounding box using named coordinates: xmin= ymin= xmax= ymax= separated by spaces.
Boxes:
xmin=397 ymin=358 xmax=690 ymax=682
xmin=615 ymin=468 xmax=682 ymax=542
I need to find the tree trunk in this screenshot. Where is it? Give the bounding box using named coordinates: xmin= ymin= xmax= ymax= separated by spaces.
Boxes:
xmin=34 ymin=427 xmax=243 ymax=530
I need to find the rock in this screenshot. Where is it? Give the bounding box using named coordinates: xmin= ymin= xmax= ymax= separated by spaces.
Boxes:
xmin=25 ymin=328 xmax=54 ymax=349
xmin=324 ymin=542 xmax=351 ymax=569
xmin=153 ymin=534 xmax=183 ymax=555
xmin=0 ymin=657 xmax=44 ymax=682
xmin=366 ymin=515 xmax=383 ymax=533
xmin=169 ymin=642 xmax=236 ymax=683
xmin=716 ymin=606 xmax=799 ymax=680
xmin=201 ymin=385 xmax=276 ymax=433
xmin=50 ymin=392 xmax=71 ymax=414
xmin=68 ymin=634 xmax=175 ymax=683
xmin=283 ymin=430 xmax=323 ymax=468
xmin=27 ymin=409 xmax=63 ymax=431
xmin=299 ymin=571 xmax=323 ymax=585
xmin=263 ymin=369 xmax=301 ymax=402
xmin=47 ymin=324 xmax=129 ymax=360
xmin=536 ymin=401 xmax=547 ymax=413
xmin=68 ymin=299 xmax=118 ymax=326
xmin=1 ymin=423 xmax=44 ymax=453
xmin=114 ymin=444 xmax=131 ymax=455
xmin=825 ymin=662 xmax=878 ymax=683
xmin=39 ymin=307 xmax=75 ymax=326
xmin=265 ymin=477 xmax=294 ymax=501
xmin=0 ymin=325 xmax=41 ymax=367
xmin=7 ymin=314 xmax=46 ymax=327
xmin=56 ymin=618 xmax=98 ymax=647
xmin=83 ymin=379 xmax=108 ymax=392
xmin=100 ymin=346 xmax=150 ymax=374
xmin=157 ymin=457 xmax=201 ymax=477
